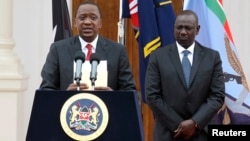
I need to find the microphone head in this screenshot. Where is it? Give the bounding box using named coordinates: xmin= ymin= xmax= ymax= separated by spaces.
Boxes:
xmin=74 ymin=51 xmax=85 ymax=62
xmin=90 ymin=53 xmax=100 ymax=64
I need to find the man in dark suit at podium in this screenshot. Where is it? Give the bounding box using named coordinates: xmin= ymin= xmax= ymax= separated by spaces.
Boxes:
xmin=145 ymin=10 xmax=225 ymax=141
xmin=40 ymin=1 xmax=136 ymax=91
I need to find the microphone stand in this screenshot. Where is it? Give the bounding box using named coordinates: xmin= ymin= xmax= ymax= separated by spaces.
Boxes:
xmin=90 ymin=79 xmax=95 ymax=90
xmin=76 ymin=80 xmax=80 ymax=91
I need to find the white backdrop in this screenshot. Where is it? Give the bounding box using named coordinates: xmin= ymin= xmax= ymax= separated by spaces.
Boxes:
xmin=12 ymin=0 xmax=250 ymax=140
xmin=13 ymin=0 xmax=52 ymax=140
xmin=223 ymin=1 xmax=250 ymax=83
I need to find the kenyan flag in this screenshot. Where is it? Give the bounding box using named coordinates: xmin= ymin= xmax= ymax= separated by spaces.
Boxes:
xmin=184 ymin=0 xmax=250 ymax=124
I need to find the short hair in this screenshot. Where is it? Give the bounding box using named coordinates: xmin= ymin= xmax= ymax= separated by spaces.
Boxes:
xmin=178 ymin=10 xmax=199 ymax=25
xmin=75 ymin=1 xmax=102 ymax=18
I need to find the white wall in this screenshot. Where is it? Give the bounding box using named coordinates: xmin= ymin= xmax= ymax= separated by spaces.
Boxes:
xmin=11 ymin=0 xmax=250 ymax=140
xmin=224 ymin=0 xmax=250 ymax=83
xmin=13 ymin=0 xmax=52 ymax=140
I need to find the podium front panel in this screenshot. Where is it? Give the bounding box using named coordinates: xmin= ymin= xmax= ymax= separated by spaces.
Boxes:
xmin=26 ymin=90 xmax=144 ymax=141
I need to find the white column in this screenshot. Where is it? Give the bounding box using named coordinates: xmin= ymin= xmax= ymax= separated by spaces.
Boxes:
xmin=0 ymin=0 xmax=28 ymax=141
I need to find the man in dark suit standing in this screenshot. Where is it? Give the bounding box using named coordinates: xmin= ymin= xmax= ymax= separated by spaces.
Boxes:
xmin=145 ymin=10 xmax=225 ymax=141
xmin=40 ymin=1 xmax=136 ymax=91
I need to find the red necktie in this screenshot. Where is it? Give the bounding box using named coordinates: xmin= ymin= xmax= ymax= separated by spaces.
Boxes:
xmin=86 ymin=44 xmax=92 ymax=60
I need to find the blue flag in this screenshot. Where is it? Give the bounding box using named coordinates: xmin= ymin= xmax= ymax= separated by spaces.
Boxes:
xmin=122 ymin=0 xmax=176 ymax=102
xmin=184 ymin=0 xmax=250 ymax=124
xmin=52 ymin=0 xmax=73 ymax=42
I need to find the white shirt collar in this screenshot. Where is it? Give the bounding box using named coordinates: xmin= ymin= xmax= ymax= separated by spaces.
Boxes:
xmin=79 ymin=35 xmax=98 ymax=52
xmin=176 ymin=41 xmax=195 ymax=55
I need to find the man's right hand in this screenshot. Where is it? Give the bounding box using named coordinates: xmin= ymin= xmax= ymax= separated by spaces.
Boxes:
xmin=67 ymin=83 xmax=89 ymax=91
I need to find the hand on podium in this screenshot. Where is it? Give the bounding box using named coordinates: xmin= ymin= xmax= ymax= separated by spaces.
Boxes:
xmin=67 ymin=83 xmax=113 ymax=91
xmin=94 ymin=86 xmax=113 ymax=91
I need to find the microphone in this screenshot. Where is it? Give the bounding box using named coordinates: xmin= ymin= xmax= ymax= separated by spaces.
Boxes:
xmin=89 ymin=53 xmax=100 ymax=88
xmin=74 ymin=51 xmax=85 ymax=88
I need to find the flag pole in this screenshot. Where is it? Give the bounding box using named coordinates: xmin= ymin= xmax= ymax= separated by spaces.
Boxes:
xmin=118 ymin=0 xmax=126 ymax=45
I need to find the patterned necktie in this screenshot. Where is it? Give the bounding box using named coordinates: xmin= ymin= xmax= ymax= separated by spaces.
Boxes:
xmin=86 ymin=44 xmax=92 ymax=60
xmin=182 ymin=50 xmax=191 ymax=87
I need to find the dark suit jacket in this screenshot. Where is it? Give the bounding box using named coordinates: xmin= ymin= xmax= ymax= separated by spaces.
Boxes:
xmin=145 ymin=42 xmax=225 ymax=141
xmin=40 ymin=36 xmax=136 ymax=91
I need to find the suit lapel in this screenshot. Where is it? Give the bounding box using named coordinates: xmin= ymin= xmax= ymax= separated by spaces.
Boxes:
xmin=96 ymin=36 xmax=109 ymax=60
xmin=169 ymin=45 xmax=187 ymax=87
xmin=189 ymin=43 xmax=204 ymax=87
xmin=68 ymin=36 xmax=82 ymax=60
